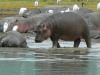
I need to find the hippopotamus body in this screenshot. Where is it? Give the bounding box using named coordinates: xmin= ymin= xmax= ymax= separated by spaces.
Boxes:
xmin=0 ymin=16 xmax=24 ymax=32
xmin=40 ymin=5 xmax=93 ymax=14
xmin=81 ymin=12 xmax=100 ymax=38
xmin=0 ymin=31 xmax=27 ymax=47
xmin=9 ymin=13 xmax=53 ymax=32
xmin=84 ymin=12 xmax=100 ymax=29
xmin=34 ymin=12 xmax=91 ymax=48
xmin=70 ymin=6 xmax=94 ymax=14
xmin=21 ymin=9 xmax=41 ymax=18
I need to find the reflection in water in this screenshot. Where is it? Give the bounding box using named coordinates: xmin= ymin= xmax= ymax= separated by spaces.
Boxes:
xmin=0 ymin=48 xmax=97 ymax=75
xmin=0 ymin=40 xmax=99 ymax=75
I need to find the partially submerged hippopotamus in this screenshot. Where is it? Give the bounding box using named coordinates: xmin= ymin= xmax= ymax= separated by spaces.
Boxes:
xmin=34 ymin=12 xmax=91 ymax=48
xmin=0 ymin=31 xmax=27 ymax=47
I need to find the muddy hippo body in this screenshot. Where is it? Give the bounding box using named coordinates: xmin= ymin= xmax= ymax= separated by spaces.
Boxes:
xmin=21 ymin=9 xmax=41 ymax=18
xmin=0 ymin=31 xmax=27 ymax=47
xmin=81 ymin=12 xmax=100 ymax=38
xmin=40 ymin=5 xmax=69 ymax=13
xmin=70 ymin=6 xmax=94 ymax=14
xmin=10 ymin=13 xmax=53 ymax=32
xmin=85 ymin=12 xmax=100 ymax=28
xmin=21 ymin=5 xmax=94 ymax=18
xmin=34 ymin=12 xmax=91 ymax=48
xmin=0 ymin=16 xmax=24 ymax=32
xmin=40 ymin=5 xmax=93 ymax=14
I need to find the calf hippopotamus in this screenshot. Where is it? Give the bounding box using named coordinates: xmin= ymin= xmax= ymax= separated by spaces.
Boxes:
xmin=34 ymin=12 xmax=91 ymax=48
xmin=0 ymin=31 xmax=27 ymax=47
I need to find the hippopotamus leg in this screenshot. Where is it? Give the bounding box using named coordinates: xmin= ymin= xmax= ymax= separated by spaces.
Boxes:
xmin=74 ymin=38 xmax=81 ymax=47
xmin=50 ymin=37 xmax=60 ymax=48
xmin=83 ymin=35 xmax=91 ymax=48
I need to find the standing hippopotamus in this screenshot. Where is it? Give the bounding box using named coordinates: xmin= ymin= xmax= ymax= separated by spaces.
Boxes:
xmin=0 ymin=31 xmax=27 ymax=47
xmin=34 ymin=12 xmax=91 ymax=48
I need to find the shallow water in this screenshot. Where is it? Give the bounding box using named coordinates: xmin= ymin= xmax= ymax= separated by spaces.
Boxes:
xmin=0 ymin=38 xmax=100 ymax=75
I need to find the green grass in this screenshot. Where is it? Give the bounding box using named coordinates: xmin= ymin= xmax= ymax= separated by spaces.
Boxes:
xmin=0 ymin=0 xmax=99 ymax=15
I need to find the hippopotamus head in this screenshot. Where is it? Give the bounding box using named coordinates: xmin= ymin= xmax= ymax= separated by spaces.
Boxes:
xmin=34 ymin=24 xmax=51 ymax=43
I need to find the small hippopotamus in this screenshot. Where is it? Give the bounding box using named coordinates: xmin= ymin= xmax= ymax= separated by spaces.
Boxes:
xmin=34 ymin=12 xmax=91 ymax=48
xmin=0 ymin=31 xmax=28 ymax=47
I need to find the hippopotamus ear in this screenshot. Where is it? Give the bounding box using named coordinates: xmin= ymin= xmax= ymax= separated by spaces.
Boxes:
xmin=42 ymin=24 xmax=47 ymax=30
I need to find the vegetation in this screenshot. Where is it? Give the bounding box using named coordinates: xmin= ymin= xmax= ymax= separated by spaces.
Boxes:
xmin=0 ymin=0 xmax=99 ymax=16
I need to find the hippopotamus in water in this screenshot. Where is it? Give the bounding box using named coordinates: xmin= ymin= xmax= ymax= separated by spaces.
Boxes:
xmin=34 ymin=12 xmax=91 ymax=48
xmin=0 ymin=31 xmax=27 ymax=47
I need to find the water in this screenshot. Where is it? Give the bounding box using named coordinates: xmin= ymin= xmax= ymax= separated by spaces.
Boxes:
xmin=0 ymin=38 xmax=100 ymax=75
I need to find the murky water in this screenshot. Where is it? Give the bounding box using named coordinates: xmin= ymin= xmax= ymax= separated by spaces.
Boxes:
xmin=0 ymin=37 xmax=100 ymax=75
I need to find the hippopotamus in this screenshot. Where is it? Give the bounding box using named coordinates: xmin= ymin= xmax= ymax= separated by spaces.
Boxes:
xmin=34 ymin=12 xmax=91 ymax=48
xmin=70 ymin=6 xmax=94 ymax=14
xmin=9 ymin=13 xmax=53 ymax=32
xmin=21 ymin=9 xmax=41 ymax=18
xmin=0 ymin=31 xmax=27 ymax=47
xmin=39 ymin=5 xmax=94 ymax=14
xmin=81 ymin=12 xmax=100 ymax=38
xmin=20 ymin=5 xmax=94 ymax=18
xmin=40 ymin=5 xmax=69 ymax=13
xmin=84 ymin=12 xmax=100 ymax=28
xmin=0 ymin=16 xmax=24 ymax=32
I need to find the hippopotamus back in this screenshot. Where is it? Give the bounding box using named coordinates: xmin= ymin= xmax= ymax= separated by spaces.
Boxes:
xmin=0 ymin=31 xmax=27 ymax=47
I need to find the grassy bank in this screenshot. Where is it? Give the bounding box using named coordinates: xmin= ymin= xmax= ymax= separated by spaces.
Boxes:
xmin=0 ymin=0 xmax=99 ymax=16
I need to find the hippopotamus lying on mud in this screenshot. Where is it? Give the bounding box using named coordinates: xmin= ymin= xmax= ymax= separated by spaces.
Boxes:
xmin=21 ymin=5 xmax=94 ymax=18
xmin=39 ymin=5 xmax=94 ymax=14
xmin=0 ymin=31 xmax=27 ymax=47
xmin=34 ymin=12 xmax=91 ymax=48
xmin=9 ymin=13 xmax=53 ymax=32
xmin=81 ymin=12 xmax=100 ymax=38
xmin=0 ymin=16 xmax=24 ymax=32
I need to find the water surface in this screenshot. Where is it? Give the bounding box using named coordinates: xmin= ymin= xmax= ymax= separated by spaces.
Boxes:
xmin=0 ymin=38 xmax=100 ymax=75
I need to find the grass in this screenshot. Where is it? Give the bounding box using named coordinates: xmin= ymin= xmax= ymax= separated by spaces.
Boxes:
xmin=0 ymin=0 xmax=99 ymax=16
